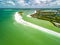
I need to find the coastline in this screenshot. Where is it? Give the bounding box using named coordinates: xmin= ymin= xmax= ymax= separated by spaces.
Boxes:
xmin=27 ymin=10 xmax=36 ymax=18
xmin=14 ymin=12 xmax=60 ymax=37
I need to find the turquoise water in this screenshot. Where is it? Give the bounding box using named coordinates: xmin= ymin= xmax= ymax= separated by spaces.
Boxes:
xmin=0 ymin=9 xmax=60 ymax=45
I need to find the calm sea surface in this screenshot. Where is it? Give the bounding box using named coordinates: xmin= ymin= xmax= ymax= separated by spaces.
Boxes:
xmin=0 ymin=9 xmax=60 ymax=45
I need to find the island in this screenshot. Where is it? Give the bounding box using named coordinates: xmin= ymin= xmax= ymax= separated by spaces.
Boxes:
xmin=31 ymin=9 xmax=60 ymax=28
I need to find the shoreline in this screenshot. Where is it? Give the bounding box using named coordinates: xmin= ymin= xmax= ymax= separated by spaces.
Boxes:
xmin=27 ymin=10 xmax=36 ymax=18
xmin=14 ymin=12 xmax=60 ymax=37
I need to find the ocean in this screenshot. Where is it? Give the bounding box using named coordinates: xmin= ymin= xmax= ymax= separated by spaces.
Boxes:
xmin=0 ymin=9 xmax=60 ymax=45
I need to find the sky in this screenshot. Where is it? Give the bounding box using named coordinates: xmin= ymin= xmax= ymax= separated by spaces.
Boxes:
xmin=0 ymin=0 xmax=60 ymax=8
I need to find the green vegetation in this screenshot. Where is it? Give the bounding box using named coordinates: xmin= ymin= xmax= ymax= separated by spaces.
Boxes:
xmin=18 ymin=10 xmax=60 ymax=33
xmin=31 ymin=10 xmax=60 ymax=28
xmin=23 ymin=16 xmax=60 ymax=33
xmin=19 ymin=12 xmax=23 ymax=15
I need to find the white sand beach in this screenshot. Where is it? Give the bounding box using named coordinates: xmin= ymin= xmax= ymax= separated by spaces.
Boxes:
xmin=14 ymin=12 xmax=60 ymax=37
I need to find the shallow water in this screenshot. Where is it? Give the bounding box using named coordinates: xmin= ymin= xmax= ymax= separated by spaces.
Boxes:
xmin=0 ymin=9 xmax=60 ymax=45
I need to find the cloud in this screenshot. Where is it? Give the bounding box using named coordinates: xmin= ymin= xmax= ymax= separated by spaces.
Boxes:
xmin=49 ymin=0 xmax=60 ymax=6
xmin=14 ymin=0 xmax=60 ymax=8
xmin=16 ymin=0 xmax=29 ymax=6
xmin=27 ymin=0 xmax=53 ymax=6
xmin=6 ymin=1 xmax=15 ymax=5
xmin=0 ymin=0 xmax=60 ymax=8
xmin=17 ymin=0 xmax=25 ymax=4
xmin=55 ymin=0 xmax=60 ymax=5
